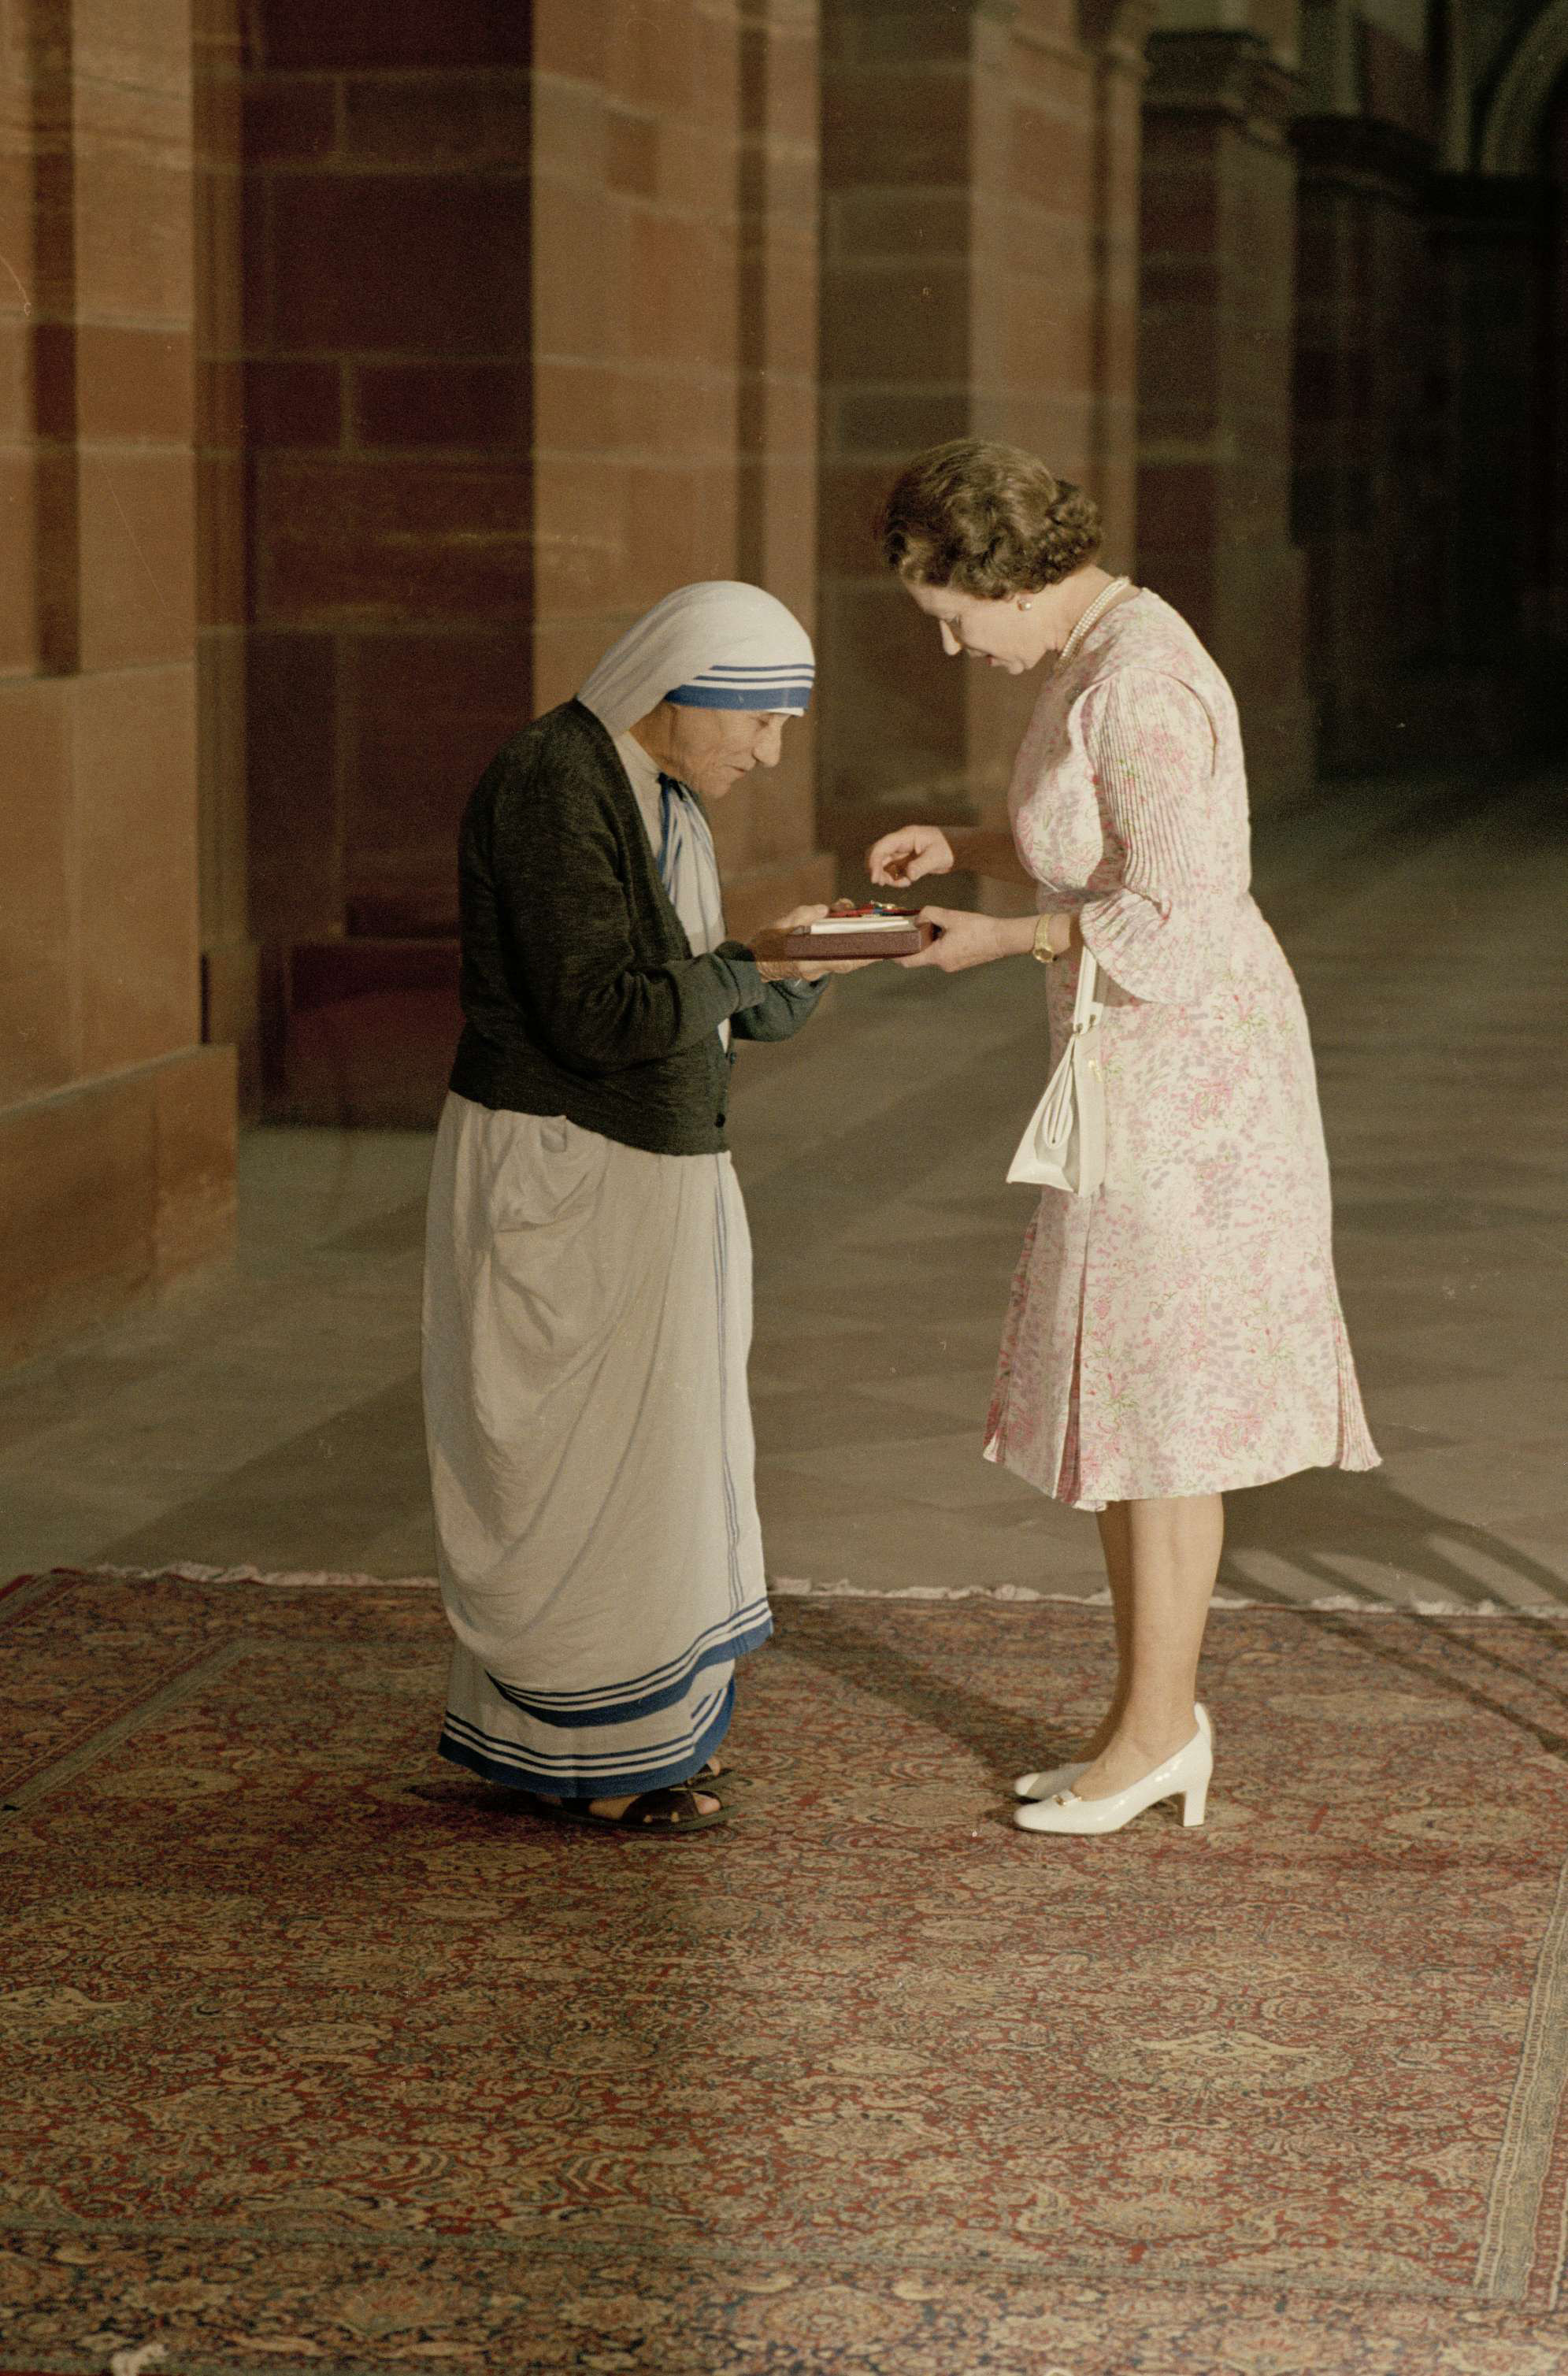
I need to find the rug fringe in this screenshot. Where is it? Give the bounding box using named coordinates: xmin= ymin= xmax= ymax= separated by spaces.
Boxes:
xmin=83 ymin=1560 xmax=439 ymax=1591
xmin=768 ymin=1576 xmax=1568 ymax=1616
xmin=108 ymin=2344 xmax=168 ymax=2376
xmin=60 ymin=1563 xmax=1568 ymax=1618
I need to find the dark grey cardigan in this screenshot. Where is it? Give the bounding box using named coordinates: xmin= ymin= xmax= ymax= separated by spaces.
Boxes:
xmin=448 ymin=699 xmax=821 ymax=1155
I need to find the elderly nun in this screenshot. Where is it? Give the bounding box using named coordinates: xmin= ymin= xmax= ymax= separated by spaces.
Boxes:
xmin=422 ymin=582 xmax=847 ymax=1837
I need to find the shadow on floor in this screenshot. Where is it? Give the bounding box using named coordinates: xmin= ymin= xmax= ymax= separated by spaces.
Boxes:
xmin=1222 ymin=1465 xmax=1566 ymax=1608
xmin=779 ymin=1599 xmax=1092 ymax=1784
xmin=778 ymin=1470 xmax=1568 ymax=1788
xmin=96 ymin=1374 xmax=432 ymax=1575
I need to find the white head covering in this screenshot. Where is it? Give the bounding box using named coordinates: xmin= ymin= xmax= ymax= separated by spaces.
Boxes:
xmin=578 ymin=580 xmax=814 ymax=733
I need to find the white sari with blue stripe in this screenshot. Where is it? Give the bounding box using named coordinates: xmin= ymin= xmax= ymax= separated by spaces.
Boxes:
xmin=424 ymin=736 xmax=769 ymax=1800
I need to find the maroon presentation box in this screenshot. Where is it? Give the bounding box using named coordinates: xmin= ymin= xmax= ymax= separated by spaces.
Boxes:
xmin=781 ymin=906 xmax=936 ymax=961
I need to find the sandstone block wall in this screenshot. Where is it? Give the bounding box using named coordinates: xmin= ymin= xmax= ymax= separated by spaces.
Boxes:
xmin=526 ymin=0 xmax=831 ymax=930
xmin=3 ymin=0 xmax=1564 ymax=1368
xmin=0 ymin=0 xmax=235 ymax=1369
xmin=817 ymin=0 xmax=1150 ymax=881
xmin=233 ymin=0 xmax=832 ymax=1124
xmin=1139 ymin=28 xmax=1315 ymax=806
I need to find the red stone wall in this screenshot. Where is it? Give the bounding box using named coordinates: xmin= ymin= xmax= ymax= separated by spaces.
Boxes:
xmin=526 ymin=0 xmax=831 ymax=927
xmin=195 ymin=0 xmax=257 ymax=1099
xmin=817 ymin=0 xmax=1149 ymax=884
xmin=240 ymin=1 xmax=536 ymax=971
xmin=0 ymin=0 xmax=235 ymax=1369
xmin=1292 ymin=116 xmax=1444 ymax=769
xmin=1138 ymin=30 xmax=1314 ymax=806
xmin=238 ymin=1 xmax=536 ymax=1118
xmin=9 ymin=0 xmax=1557 ymax=1366
xmin=242 ymin=0 xmax=831 ymax=1121
xmin=1287 ymin=12 xmax=1566 ymax=767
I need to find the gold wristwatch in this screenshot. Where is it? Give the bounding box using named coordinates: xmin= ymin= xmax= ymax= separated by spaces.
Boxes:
xmin=1031 ymin=914 xmax=1058 ymax=965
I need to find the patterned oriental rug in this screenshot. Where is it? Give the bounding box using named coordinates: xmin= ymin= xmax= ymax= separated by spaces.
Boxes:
xmin=3 ymin=1570 xmax=1568 ymax=2376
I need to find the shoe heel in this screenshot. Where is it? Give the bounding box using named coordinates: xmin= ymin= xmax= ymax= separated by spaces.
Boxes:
xmin=1181 ymin=1777 xmax=1209 ymax=1827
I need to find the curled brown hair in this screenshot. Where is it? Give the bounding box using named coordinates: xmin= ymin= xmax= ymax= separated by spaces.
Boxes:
xmin=877 ymin=438 xmax=1101 ymax=596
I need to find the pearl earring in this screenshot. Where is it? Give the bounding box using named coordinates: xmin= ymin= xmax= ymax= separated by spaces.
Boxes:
xmin=1019 ymin=600 xmax=1032 ymax=612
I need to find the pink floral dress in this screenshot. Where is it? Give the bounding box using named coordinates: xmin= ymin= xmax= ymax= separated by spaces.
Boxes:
xmin=984 ymin=589 xmax=1379 ymax=1510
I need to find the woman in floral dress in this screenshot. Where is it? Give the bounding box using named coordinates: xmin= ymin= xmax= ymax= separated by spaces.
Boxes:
xmin=867 ymin=439 xmax=1378 ymax=1837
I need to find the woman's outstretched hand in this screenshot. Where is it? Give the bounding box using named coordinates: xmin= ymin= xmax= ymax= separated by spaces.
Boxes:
xmin=897 ymin=906 xmax=1031 ymax=973
xmin=866 ymin=825 xmax=955 ymax=888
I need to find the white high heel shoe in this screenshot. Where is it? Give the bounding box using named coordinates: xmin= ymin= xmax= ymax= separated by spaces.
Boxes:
xmin=1014 ymin=1703 xmax=1210 ymax=1806
xmin=1014 ymin=1758 xmax=1088 ymax=1803
xmin=1013 ymin=1709 xmax=1214 ymax=1836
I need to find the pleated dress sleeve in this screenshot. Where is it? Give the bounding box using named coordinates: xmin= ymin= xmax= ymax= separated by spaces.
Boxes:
xmin=1074 ymin=666 xmax=1236 ymax=1005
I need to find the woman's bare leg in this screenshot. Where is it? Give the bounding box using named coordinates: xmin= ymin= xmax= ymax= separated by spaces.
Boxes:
xmin=1071 ymin=1492 xmax=1223 ymax=1800
xmin=1053 ymin=1504 xmax=1135 ymax=1762
xmin=1080 ymin=1501 xmax=1136 ymax=1754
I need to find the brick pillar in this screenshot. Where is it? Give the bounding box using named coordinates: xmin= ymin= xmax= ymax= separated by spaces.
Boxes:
xmin=244 ymin=1 xmax=832 ymax=1121
xmin=1138 ymin=30 xmax=1315 ymax=805
xmin=1428 ymin=176 xmax=1555 ymax=662
xmin=243 ymin=4 xmax=536 ymax=1122
xmin=1541 ymin=84 xmax=1568 ymax=652
xmin=0 ymin=0 xmax=235 ymax=1369
xmin=731 ymin=0 xmax=832 ymax=921
xmin=1292 ymin=117 xmax=1444 ymax=768
xmin=1084 ymin=0 xmax=1158 ymax=568
xmin=818 ymin=0 xmax=1147 ymax=876
xmin=195 ymin=0 xmax=259 ymax=1105
xmin=528 ymin=0 xmax=832 ymax=943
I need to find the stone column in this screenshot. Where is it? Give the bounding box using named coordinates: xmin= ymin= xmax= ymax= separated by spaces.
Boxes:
xmin=0 ymin=0 xmax=235 ymax=1368
xmin=242 ymin=2 xmax=536 ymax=1121
xmin=517 ymin=0 xmax=834 ymax=936
xmin=817 ymin=0 xmax=989 ymax=868
xmin=1540 ymin=79 xmax=1568 ymax=651
xmin=730 ymin=0 xmax=836 ymax=925
xmin=1081 ymin=0 xmax=1160 ymax=547
xmin=1138 ymin=28 xmax=1315 ymax=804
xmin=1427 ymin=172 xmax=1555 ymax=681
xmin=818 ymin=0 xmax=1148 ymax=874
xmin=195 ymin=0 xmax=258 ymax=1106
xmin=243 ymin=0 xmax=832 ymax=1122
xmin=1292 ymin=115 xmax=1442 ymax=767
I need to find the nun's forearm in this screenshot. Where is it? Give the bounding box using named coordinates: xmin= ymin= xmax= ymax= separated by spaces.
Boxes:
xmin=729 ymin=977 xmax=823 ymax=1041
xmin=532 ymin=947 xmax=765 ymax=1073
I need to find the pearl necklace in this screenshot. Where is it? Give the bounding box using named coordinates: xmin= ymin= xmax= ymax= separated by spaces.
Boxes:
xmin=1058 ymin=574 xmax=1132 ymax=665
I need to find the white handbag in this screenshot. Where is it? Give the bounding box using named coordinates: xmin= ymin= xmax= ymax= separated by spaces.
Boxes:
xmin=1006 ymin=948 xmax=1106 ymax=1195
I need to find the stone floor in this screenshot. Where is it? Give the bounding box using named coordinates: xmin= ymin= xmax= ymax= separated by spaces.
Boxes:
xmin=2 ymin=761 xmax=1566 ymax=1613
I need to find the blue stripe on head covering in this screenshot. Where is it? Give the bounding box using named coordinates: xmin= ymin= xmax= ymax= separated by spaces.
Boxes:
xmin=665 ymin=678 xmax=814 ymax=711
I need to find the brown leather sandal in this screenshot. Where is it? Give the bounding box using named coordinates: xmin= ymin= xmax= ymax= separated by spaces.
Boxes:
xmin=528 ymin=1783 xmax=728 ymax=1836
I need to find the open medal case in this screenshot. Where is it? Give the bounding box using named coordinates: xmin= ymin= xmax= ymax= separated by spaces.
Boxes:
xmin=780 ymin=903 xmax=936 ymax=961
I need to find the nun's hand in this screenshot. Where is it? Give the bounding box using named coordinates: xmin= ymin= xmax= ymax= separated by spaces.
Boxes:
xmin=867 ymin=825 xmax=955 ymax=888
xmin=750 ymin=906 xmax=878 ymax=981
xmin=751 ymin=905 xmax=828 ymax=982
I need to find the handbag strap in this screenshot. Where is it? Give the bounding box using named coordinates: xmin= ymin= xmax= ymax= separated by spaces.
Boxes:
xmin=1069 ymin=945 xmax=1103 ymax=1036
